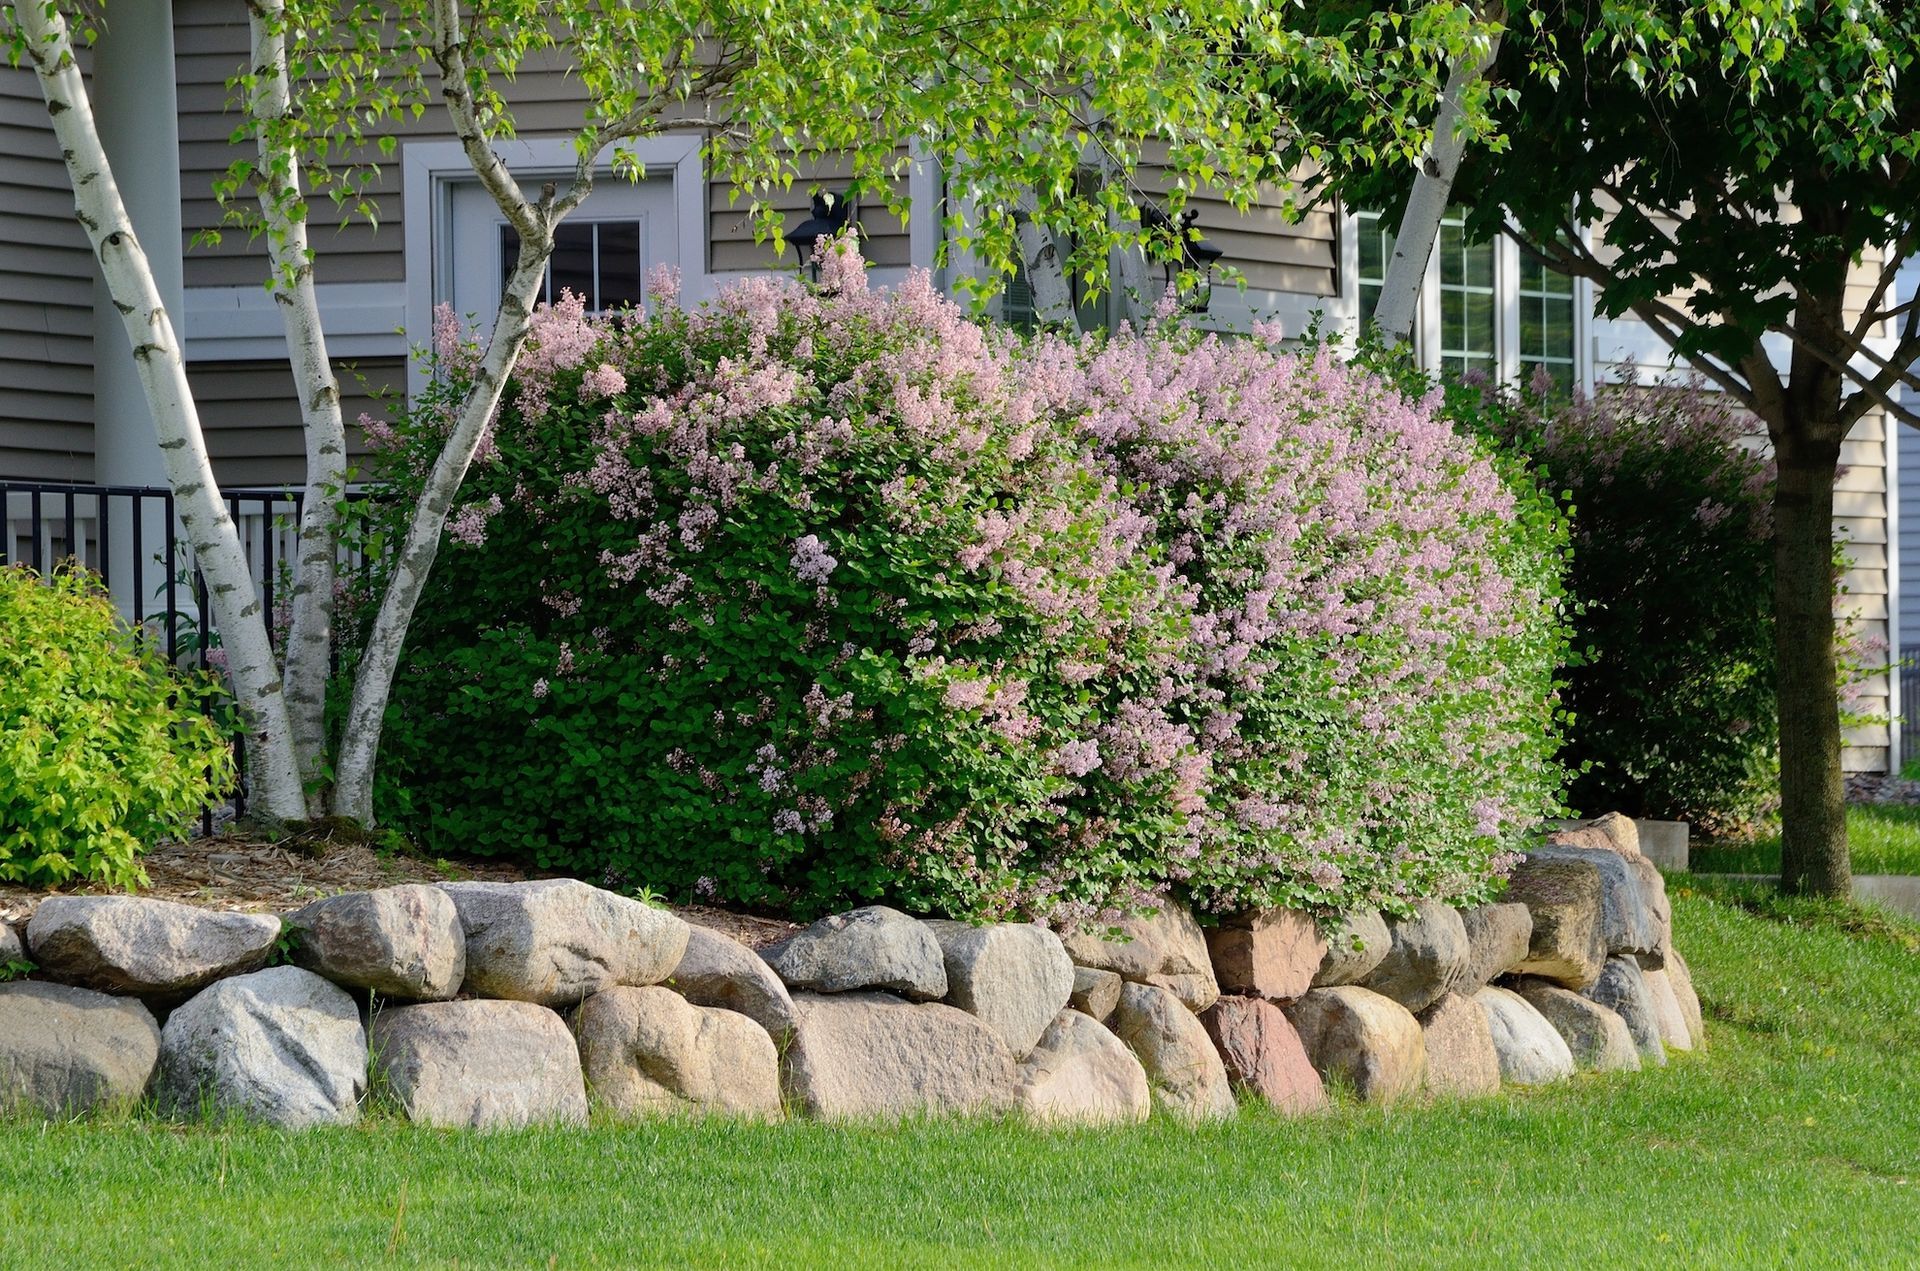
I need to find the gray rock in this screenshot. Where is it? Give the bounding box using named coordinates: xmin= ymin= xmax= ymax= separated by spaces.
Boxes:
xmin=924 ymin=921 xmax=1074 ymax=1058
xmin=1205 ymin=909 xmax=1326 ymax=1003
xmin=287 ymin=884 xmax=465 ymax=1000
xmin=1475 ymin=986 xmax=1575 ymax=1085
xmin=1640 ymin=967 xmax=1694 ymax=1052
xmin=1528 ymin=843 xmax=1663 ymax=965
xmin=1666 ymin=947 xmax=1708 ymax=1049
xmin=1200 ymin=995 xmax=1328 ymax=1114
xmin=1515 ymin=980 xmax=1640 ymax=1073
xmin=1416 ymin=991 xmax=1501 ymax=1098
xmin=1360 ymin=900 xmax=1470 ymax=1013
xmin=575 ymin=986 xmax=782 ymax=1119
xmin=0 ymin=981 xmax=159 ymax=1115
xmin=26 ymin=896 xmax=280 ymax=998
xmin=439 ymin=880 xmax=688 ymax=1007
xmin=1070 ymin=966 xmax=1123 ymax=1022
xmin=1582 ymin=956 xmax=1667 ymax=1065
xmin=1311 ymin=910 xmax=1392 ymax=987
xmin=780 ymin=991 xmax=1017 ymax=1119
xmin=372 ymin=999 xmax=588 ymax=1129
xmin=1112 ymin=981 xmax=1236 ymax=1121
xmin=762 ymin=906 xmax=946 ymax=1001
xmin=1456 ymin=903 xmax=1533 ymax=991
xmin=1015 ymin=1008 xmax=1152 ymax=1125
xmin=157 ymin=966 xmax=366 ymax=1129
xmin=0 ymin=923 xmax=21 ymax=966
xmin=1285 ymin=985 xmax=1427 ymax=1105
xmin=1502 ymin=856 xmax=1606 ymax=988
xmin=671 ymin=924 xmax=799 ymax=1044
xmin=1060 ymin=903 xmax=1213 ymax=982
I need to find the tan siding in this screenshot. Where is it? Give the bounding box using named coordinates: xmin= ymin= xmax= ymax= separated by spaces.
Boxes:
xmin=709 ymin=152 xmax=912 ymax=273
xmin=0 ymin=66 xmax=94 ymax=481
xmin=187 ymin=357 xmax=406 ymax=488
xmin=1132 ymin=151 xmax=1336 ymax=297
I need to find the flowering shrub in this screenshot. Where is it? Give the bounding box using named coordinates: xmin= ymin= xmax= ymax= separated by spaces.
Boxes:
xmin=368 ymin=239 xmax=1566 ymax=922
xmin=1455 ymin=374 xmax=1778 ymax=830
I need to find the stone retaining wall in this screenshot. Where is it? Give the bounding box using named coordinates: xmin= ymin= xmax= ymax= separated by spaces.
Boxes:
xmin=0 ymin=814 xmax=1704 ymax=1127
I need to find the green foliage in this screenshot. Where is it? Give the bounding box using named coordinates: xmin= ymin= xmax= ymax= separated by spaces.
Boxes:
xmin=0 ymin=959 xmax=33 ymax=983
xmin=0 ymin=567 xmax=236 ymax=889
xmin=1449 ymin=376 xmax=1778 ymax=830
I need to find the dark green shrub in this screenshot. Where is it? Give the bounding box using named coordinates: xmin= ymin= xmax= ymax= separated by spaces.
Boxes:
xmin=1453 ymin=374 xmax=1777 ymax=830
xmin=0 ymin=565 xmax=235 ymax=887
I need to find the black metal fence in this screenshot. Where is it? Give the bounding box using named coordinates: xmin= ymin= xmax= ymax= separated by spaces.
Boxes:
xmin=2 ymin=480 xmax=330 ymax=831
xmin=1902 ymin=647 xmax=1920 ymax=771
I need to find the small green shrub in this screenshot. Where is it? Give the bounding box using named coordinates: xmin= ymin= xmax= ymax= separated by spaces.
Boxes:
xmin=1450 ymin=373 xmax=1778 ymax=830
xmin=0 ymin=565 xmax=235 ymax=887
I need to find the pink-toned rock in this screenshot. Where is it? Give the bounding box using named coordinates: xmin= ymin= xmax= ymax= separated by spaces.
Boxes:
xmin=1640 ymin=966 xmax=1694 ymax=1052
xmin=1666 ymin=948 xmax=1707 ymax=1049
xmin=1200 ymin=996 xmax=1327 ymax=1115
xmin=1547 ymin=812 xmax=1643 ymax=860
xmin=1416 ymin=992 xmax=1501 ymax=1098
xmin=1205 ymin=910 xmax=1327 ymax=1004
xmin=1284 ymin=986 xmax=1426 ymax=1105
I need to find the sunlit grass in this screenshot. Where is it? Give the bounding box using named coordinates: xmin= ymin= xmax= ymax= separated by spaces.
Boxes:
xmin=1691 ymin=803 xmax=1920 ymax=876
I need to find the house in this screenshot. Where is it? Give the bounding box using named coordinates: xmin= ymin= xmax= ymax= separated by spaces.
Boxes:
xmin=0 ymin=0 xmax=1898 ymax=773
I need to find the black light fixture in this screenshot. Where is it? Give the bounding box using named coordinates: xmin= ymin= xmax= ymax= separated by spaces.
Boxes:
xmin=792 ymin=189 xmax=854 ymax=283
xmin=1137 ymin=203 xmax=1224 ymax=314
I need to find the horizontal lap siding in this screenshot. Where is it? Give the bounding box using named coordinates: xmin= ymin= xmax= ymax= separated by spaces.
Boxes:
xmin=1839 ymin=408 xmax=1892 ymax=770
xmin=710 ymin=152 xmax=912 ymax=273
xmin=0 ymin=68 xmax=94 ymax=481
xmin=187 ymin=358 xmax=406 ymax=489
xmin=1132 ymin=149 xmax=1337 ymax=298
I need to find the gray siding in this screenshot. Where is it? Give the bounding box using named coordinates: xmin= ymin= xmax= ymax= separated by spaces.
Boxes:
xmin=187 ymin=357 xmax=406 ymax=489
xmin=0 ymin=66 xmax=95 ymax=481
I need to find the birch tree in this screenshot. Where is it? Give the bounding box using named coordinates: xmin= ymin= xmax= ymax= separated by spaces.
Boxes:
xmin=8 ymin=0 xmax=1474 ymax=827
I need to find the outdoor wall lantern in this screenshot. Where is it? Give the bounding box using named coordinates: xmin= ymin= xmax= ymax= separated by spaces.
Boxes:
xmin=792 ymin=190 xmax=854 ymax=283
xmin=1138 ymin=203 xmax=1225 ymax=314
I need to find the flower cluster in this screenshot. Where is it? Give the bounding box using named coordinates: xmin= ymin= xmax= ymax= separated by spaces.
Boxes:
xmin=370 ymin=237 xmax=1567 ymax=922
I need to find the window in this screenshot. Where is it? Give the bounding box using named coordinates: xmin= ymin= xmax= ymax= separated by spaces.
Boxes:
xmin=1352 ymin=210 xmax=1581 ymax=388
xmin=501 ymin=219 xmax=648 ymax=314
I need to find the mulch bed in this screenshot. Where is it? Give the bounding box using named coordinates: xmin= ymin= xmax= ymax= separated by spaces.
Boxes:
xmin=0 ymin=833 xmax=802 ymax=950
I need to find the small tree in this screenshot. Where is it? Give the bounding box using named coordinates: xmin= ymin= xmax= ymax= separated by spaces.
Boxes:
xmin=1312 ymin=1 xmax=1920 ymax=897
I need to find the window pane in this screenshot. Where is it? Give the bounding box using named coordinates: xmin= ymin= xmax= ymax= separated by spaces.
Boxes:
xmin=597 ymin=221 xmax=644 ymax=312
xmin=1465 ymin=238 xmax=1494 ymax=289
xmin=1520 ymin=297 xmax=1544 ymax=358
xmin=550 ymin=222 xmax=595 ymax=307
xmin=1463 ymin=291 xmax=1495 ymax=353
xmin=1439 ymin=221 xmax=1465 ymax=286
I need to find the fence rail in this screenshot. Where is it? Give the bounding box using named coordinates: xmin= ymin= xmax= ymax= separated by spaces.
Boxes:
xmin=2 ymin=480 xmax=361 ymax=833
xmin=1903 ymin=648 xmax=1920 ymax=771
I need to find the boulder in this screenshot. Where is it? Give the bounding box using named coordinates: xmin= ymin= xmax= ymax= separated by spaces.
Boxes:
xmin=1475 ymin=986 xmax=1575 ymax=1085
xmin=1141 ymin=971 xmax=1220 ymax=1014
xmin=1360 ymin=900 xmax=1470 ymax=1013
xmin=1416 ymin=992 xmax=1501 ymax=1098
xmin=1205 ymin=909 xmax=1327 ymax=1003
xmin=1546 ymin=812 xmax=1642 ymax=858
xmin=1456 ymin=903 xmax=1533 ymax=992
xmin=762 ymin=906 xmax=947 ymax=1001
xmin=1311 ymin=910 xmax=1392 ymax=987
xmin=1640 ymin=967 xmax=1694 ymax=1052
xmin=1284 ymin=985 xmax=1426 ymax=1105
xmin=287 ymin=885 xmax=465 ymax=1000
xmin=1015 ymin=1008 xmax=1152 ymax=1125
xmin=157 ymin=966 xmax=366 ymax=1129
xmin=0 ymin=981 xmax=159 ymax=1115
xmin=1111 ymin=982 xmax=1236 ymax=1120
xmin=1582 ymin=956 xmax=1667 ymax=1065
xmin=438 ymin=879 xmax=688 ymax=1008
xmin=1514 ymin=981 xmax=1640 ymax=1073
xmin=1501 ymin=856 xmax=1606 ymax=989
xmin=1060 ymin=903 xmax=1215 ymax=989
xmin=1527 ymin=844 xmax=1663 ymax=966
xmin=780 ymin=991 xmax=1017 ymax=1119
xmin=1666 ymin=947 xmax=1708 ymax=1049
xmin=1200 ymin=995 xmax=1328 ymax=1114
xmin=372 ymin=999 xmax=587 ymax=1129
xmin=1069 ymin=966 xmax=1123 ymax=1022
xmin=575 ymin=986 xmax=781 ymax=1119
xmin=671 ymin=924 xmax=799 ymax=1044
xmin=0 ymin=922 xmax=21 ymax=966
xmin=923 ymin=921 xmax=1074 ymax=1059
xmin=26 ymin=897 xmax=280 ymax=998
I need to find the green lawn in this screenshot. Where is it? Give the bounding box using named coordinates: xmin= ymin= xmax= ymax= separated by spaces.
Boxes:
xmin=1692 ymin=803 xmax=1920 ymax=876
xmin=4 ymin=879 xmax=1919 ymax=1268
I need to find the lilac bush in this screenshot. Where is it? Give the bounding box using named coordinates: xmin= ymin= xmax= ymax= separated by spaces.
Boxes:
xmin=369 ymin=238 xmax=1566 ymax=923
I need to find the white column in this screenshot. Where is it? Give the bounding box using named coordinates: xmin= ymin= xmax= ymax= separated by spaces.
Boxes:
xmin=91 ymin=0 xmax=182 ymax=491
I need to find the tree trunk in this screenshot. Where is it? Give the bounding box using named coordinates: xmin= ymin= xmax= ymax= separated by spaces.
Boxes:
xmin=1771 ymin=432 xmax=1852 ymax=897
xmin=1371 ymin=5 xmax=1505 ymax=344
xmin=247 ymin=0 xmax=347 ymax=812
xmin=1014 ymin=191 xmax=1079 ymax=330
xmin=14 ymin=0 xmax=309 ymax=823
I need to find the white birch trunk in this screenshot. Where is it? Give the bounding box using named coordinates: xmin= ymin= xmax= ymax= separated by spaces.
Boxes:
xmin=247 ymin=0 xmax=346 ymax=810
xmin=1371 ymin=8 xmax=1506 ymax=344
xmin=13 ymin=0 xmax=308 ymax=822
xmin=1014 ymin=192 xmax=1079 ymax=331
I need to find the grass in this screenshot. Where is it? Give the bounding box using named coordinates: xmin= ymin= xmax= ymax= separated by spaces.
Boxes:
xmin=4 ymin=880 xmax=1919 ymax=1268
xmin=1691 ymin=802 xmax=1920 ymax=876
